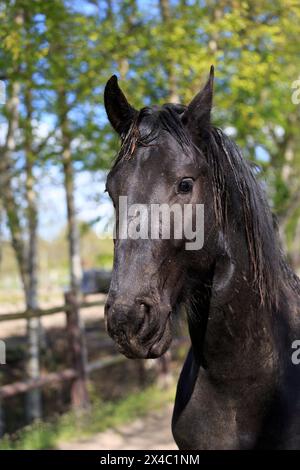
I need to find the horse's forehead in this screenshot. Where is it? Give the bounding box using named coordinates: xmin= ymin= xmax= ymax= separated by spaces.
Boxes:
xmin=107 ymin=133 xmax=195 ymax=191
xmin=140 ymin=131 xmax=188 ymax=159
xmin=134 ymin=139 xmax=187 ymax=175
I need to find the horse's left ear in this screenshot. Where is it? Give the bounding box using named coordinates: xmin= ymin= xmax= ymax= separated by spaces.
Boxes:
xmin=181 ymin=66 xmax=214 ymax=143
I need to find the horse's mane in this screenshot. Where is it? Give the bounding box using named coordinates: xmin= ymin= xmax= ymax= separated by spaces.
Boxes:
xmin=113 ymin=104 xmax=299 ymax=307
xmin=205 ymin=127 xmax=281 ymax=306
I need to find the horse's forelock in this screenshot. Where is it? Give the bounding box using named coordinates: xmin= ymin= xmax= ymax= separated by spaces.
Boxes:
xmin=113 ymin=104 xmax=192 ymax=166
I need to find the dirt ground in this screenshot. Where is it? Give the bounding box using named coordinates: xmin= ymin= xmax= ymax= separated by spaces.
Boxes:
xmin=59 ymin=404 xmax=177 ymax=450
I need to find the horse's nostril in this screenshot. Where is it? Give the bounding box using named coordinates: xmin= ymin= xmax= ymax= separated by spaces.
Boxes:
xmin=139 ymin=302 xmax=151 ymax=316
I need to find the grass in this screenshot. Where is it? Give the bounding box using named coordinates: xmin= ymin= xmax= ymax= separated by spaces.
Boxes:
xmin=0 ymin=383 xmax=176 ymax=450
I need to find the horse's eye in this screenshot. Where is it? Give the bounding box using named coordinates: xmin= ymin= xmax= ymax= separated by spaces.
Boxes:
xmin=178 ymin=178 xmax=193 ymax=194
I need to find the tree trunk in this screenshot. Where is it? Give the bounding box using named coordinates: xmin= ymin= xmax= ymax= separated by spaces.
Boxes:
xmin=58 ymin=89 xmax=88 ymax=402
xmin=24 ymin=86 xmax=42 ymax=422
xmin=0 ymin=81 xmax=29 ymax=293
xmin=0 ymin=77 xmax=42 ymax=423
xmin=291 ymin=217 xmax=300 ymax=271
xmin=0 ymin=6 xmax=42 ymax=420
xmin=59 ymin=92 xmax=83 ymax=294
xmin=0 ymin=400 xmax=4 ymax=437
xmin=0 ymin=202 xmax=3 ymax=267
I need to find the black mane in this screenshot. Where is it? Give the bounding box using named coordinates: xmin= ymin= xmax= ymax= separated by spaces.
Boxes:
xmin=206 ymin=127 xmax=280 ymax=306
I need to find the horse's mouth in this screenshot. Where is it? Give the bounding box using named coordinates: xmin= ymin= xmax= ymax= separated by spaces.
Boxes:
xmin=114 ymin=315 xmax=173 ymax=359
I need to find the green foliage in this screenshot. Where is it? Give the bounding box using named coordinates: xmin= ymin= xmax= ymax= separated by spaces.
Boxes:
xmin=1 ymin=0 xmax=300 ymax=274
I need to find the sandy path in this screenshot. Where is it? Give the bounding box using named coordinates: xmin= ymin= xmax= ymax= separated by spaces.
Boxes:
xmin=59 ymin=404 xmax=177 ymax=450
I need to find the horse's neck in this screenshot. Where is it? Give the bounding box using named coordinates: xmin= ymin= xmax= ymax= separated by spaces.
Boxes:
xmin=207 ymin=293 xmax=277 ymax=379
xmin=191 ymin=259 xmax=279 ymax=383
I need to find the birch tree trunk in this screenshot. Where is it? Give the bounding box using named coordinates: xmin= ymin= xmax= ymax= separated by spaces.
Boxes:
xmin=0 ymin=5 xmax=42 ymax=421
xmin=0 ymin=202 xmax=3 ymax=267
xmin=59 ymin=89 xmax=83 ymax=295
xmin=0 ymin=81 xmax=29 ymax=292
xmin=0 ymin=82 xmax=38 ymax=423
xmin=58 ymin=88 xmax=88 ymax=389
xmin=24 ymin=86 xmax=42 ymax=421
xmin=0 ymin=80 xmax=42 ymax=422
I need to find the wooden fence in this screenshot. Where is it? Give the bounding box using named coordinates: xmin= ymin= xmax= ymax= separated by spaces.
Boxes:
xmin=0 ymin=292 xmax=129 ymax=435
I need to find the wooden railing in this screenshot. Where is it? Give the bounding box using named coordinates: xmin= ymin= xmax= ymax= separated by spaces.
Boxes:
xmin=0 ymin=293 xmax=129 ymax=434
xmin=0 ymin=292 xmax=186 ymax=436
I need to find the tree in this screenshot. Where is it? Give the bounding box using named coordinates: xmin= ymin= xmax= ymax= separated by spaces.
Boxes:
xmin=0 ymin=0 xmax=58 ymax=421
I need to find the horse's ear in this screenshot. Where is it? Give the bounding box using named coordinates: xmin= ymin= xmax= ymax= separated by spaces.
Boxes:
xmin=104 ymin=75 xmax=138 ymax=136
xmin=181 ymin=66 xmax=214 ymax=144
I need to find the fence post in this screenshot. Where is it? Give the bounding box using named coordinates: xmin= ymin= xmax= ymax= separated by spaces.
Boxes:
xmin=0 ymin=399 xmax=4 ymax=437
xmin=65 ymin=291 xmax=89 ymax=409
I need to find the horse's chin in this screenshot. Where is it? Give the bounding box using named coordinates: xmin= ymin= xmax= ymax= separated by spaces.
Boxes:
xmin=116 ymin=321 xmax=173 ymax=359
xmin=147 ymin=330 xmax=172 ymax=358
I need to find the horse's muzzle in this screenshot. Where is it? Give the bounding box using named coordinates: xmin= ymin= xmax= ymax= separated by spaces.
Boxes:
xmin=105 ymin=297 xmax=172 ymax=359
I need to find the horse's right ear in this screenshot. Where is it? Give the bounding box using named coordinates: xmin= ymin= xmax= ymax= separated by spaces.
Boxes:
xmin=181 ymin=66 xmax=214 ymax=145
xmin=104 ymin=75 xmax=138 ymax=136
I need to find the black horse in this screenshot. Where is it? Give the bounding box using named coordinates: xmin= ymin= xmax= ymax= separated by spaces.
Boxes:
xmin=104 ymin=67 xmax=300 ymax=449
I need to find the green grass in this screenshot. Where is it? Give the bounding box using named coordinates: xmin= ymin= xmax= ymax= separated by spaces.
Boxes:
xmin=0 ymin=384 xmax=175 ymax=450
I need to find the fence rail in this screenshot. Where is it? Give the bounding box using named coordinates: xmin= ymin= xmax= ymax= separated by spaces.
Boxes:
xmin=0 ymin=292 xmax=179 ymax=436
xmin=0 ymin=293 xmax=132 ymax=434
xmin=0 ymin=369 xmax=77 ymax=399
xmin=0 ymin=299 xmax=105 ymax=322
